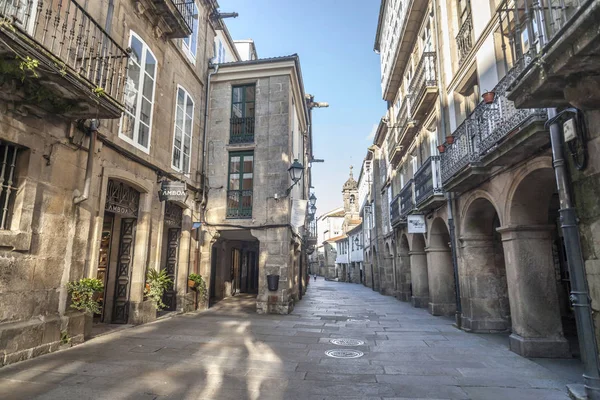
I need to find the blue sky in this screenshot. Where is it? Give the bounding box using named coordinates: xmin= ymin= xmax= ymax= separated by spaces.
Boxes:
xmin=221 ymin=0 xmax=384 ymax=216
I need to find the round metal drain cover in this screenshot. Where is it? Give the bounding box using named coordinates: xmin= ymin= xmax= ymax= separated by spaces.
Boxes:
xmin=325 ymin=349 xmax=364 ymax=358
xmin=330 ymin=338 xmax=365 ymax=346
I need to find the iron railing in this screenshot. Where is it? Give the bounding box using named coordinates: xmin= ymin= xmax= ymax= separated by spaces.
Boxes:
xmin=230 ymin=116 xmax=255 ymax=144
xmin=399 ymin=180 xmax=415 ymax=218
xmin=456 ymin=13 xmax=474 ymax=65
xmin=440 ymin=64 xmax=547 ymax=183
xmin=171 ymin=0 xmax=195 ymax=33
xmin=409 ymin=51 xmax=437 ymax=109
xmin=390 ymin=194 xmax=401 ymax=225
xmin=497 ymin=0 xmax=585 ymax=72
xmin=414 ymin=156 xmax=443 ymax=205
xmin=226 ymin=190 xmax=253 ymax=218
xmin=0 ymin=0 xmax=129 ymax=104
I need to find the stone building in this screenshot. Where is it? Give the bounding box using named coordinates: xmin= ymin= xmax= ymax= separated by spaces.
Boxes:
xmin=198 ymin=54 xmax=313 ymax=314
xmin=315 ymin=207 xmax=344 ymax=277
xmin=0 ymin=0 xmax=233 ymax=365
xmin=371 ymin=0 xmax=600 ymax=385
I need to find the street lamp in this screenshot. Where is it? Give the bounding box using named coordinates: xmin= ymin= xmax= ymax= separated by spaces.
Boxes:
xmin=309 ymin=193 xmax=317 ymax=206
xmin=286 ymin=159 xmax=304 ymax=195
xmin=354 ymin=236 xmax=362 ymax=249
xmin=310 ymin=204 xmax=317 ymax=216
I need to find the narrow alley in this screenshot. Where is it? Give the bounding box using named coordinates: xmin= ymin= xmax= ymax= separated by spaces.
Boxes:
xmin=0 ymin=279 xmax=580 ymax=400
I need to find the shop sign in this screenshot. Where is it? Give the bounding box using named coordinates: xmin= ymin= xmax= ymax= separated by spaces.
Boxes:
xmin=159 ymin=181 xmax=187 ymax=202
xmin=105 ymin=180 xmax=139 ymax=218
xmin=407 ymin=214 xmax=427 ymax=233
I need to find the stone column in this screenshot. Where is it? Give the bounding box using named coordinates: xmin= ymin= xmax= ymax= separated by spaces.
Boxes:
xmin=459 ymin=235 xmax=511 ymax=332
xmin=426 ymin=245 xmax=456 ymax=316
xmin=498 ymin=225 xmax=570 ymax=357
xmin=396 ymin=248 xmax=412 ymax=302
xmin=409 ymin=249 xmax=429 ymax=308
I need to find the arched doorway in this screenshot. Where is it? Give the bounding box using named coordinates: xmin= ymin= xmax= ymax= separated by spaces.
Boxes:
xmin=461 ymin=196 xmax=510 ymax=332
xmin=397 ymin=234 xmax=412 ymax=301
xmin=410 ymin=233 xmax=428 ymax=308
xmin=427 ymin=218 xmax=456 ymax=316
xmin=160 ymin=202 xmax=183 ymax=312
xmin=501 ymin=166 xmax=572 ymax=357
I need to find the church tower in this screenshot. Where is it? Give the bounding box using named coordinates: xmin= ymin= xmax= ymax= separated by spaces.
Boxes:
xmin=342 ymin=166 xmax=360 ymax=231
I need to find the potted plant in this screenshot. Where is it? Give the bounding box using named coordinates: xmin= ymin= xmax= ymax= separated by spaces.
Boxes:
xmin=144 ymin=269 xmax=173 ymax=311
xmin=188 ymin=273 xmax=207 ymax=308
xmin=446 ymin=135 xmax=455 ymax=145
xmin=437 ymin=144 xmax=446 ymax=153
xmin=482 ymin=90 xmax=495 ymax=104
xmin=66 ymin=278 xmax=104 ymax=340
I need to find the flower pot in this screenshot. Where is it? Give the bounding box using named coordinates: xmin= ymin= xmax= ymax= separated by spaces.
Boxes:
xmin=437 ymin=144 xmax=446 ymax=153
xmin=188 ymin=279 xmax=197 ymax=289
xmin=446 ymin=135 xmax=455 ymax=145
xmin=267 ymin=274 xmax=279 ymax=291
xmin=482 ymin=91 xmax=495 ymax=104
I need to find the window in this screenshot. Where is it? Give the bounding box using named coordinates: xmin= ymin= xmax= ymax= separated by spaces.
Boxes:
xmin=172 ymin=86 xmax=194 ymax=173
xmin=227 ymin=152 xmax=253 ymax=218
xmin=230 ymin=85 xmax=255 ymax=144
xmin=120 ymin=31 xmax=157 ymax=152
xmin=0 ymin=142 xmax=19 ymax=230
xmin=182 ymin=2 xmax=199 ymax=63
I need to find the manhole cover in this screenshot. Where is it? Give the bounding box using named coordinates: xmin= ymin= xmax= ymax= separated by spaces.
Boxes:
xmin=325 ymin=349 xmax=364 ymax=358
xmin=330 ymin=338 xmax=365 ymax=346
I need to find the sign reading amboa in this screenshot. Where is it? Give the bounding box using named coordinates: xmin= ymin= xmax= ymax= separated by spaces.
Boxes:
xmin=159 ymin=181 xmax=187 ymax=202
xmin=291 ymin=199 xmax=308 ymax=229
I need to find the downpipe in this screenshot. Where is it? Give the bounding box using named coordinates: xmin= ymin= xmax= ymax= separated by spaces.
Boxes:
xmin=446 ymin=192 xmax=462 ymax=329
xmin=547 ymin=108 xmax=600 ymax=400
xmin=74 ymin=120 xmax=99 ymax=205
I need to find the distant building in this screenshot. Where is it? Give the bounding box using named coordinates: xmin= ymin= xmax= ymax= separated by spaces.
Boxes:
xmin=234 ymin=39 xmax=258 ymax=61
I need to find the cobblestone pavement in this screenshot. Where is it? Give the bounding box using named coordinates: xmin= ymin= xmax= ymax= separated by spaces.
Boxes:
xmin=0 ymin=279 xmax=582 ymax=399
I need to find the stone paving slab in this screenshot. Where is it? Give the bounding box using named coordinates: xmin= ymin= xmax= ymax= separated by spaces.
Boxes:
xmin=0 ymin=279 xmax=581 ymax=399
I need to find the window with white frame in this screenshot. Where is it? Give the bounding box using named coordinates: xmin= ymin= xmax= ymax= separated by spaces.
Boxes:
xmin=182 ymin=2 xmax=199 ymax=63
xmin=120 ymin=31 xmax=157 ymax=152
xmin=172 ymin=86 xmax=194 ymax=173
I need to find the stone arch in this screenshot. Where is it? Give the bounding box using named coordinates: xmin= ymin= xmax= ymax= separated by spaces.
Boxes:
xmin=426 ymin=218 xmax=456 ymax=316
xmin=396 ymin=234 xmax=412 ymax=301
xmin=460 ymin=196 xmax=510 ymax=332
xmin=499 ymin=163 xmax=571 ymax=357
xmin=461 ymin=190 xmax=503 ymax=234
xmin=409 ymin=233 xmax=428 ymax=308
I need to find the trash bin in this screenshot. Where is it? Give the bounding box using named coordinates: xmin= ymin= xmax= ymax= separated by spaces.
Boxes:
xmin=267 ymin=274 xmax=279 ymax=291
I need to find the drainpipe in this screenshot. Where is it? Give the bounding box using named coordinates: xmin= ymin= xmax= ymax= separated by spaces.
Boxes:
xmin=446 ymin=192 xmax=462 ymax=328
xmin=547 ymin=108 xmax=600 ymax=400
xmin=74 ymin=120 xmax=99 ymax=205
xmin=200 ymin=63 xmax=219 ymax=212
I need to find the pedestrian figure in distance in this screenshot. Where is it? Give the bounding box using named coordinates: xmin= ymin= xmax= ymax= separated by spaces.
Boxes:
xmin=314 ymin=274 xmax=317 ymax=282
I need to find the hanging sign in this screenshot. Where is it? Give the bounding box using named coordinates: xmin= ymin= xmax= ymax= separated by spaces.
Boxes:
xmin=159 ymin=181 xmax=187 ymax=202
xmin=407 ymin=214 xmax=427 ymax=233
xmin=291 ymin=199 xmax=308 ymax=229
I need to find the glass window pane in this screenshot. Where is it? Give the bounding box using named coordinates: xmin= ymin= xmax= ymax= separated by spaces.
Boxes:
xmin=183 ymin=132 xmax=191 ymax=153
xmin=140 ymin=98 xmax=152 ymax=125
xmin=185 ymin=95 xmax=194 ymax=117
xmin=130 ymin=36 xmax=143 ymax=64
xmin=245 ymin=102 xmax=255 ymax=118
xmin=243 ymin=156 xmax=253 ymax=173
xmin=143 ymin=73 xmax=154 ymax=101
xmin=145 ymin=51 xmax=156 ymax=78
xmin=229 ymin=156 xmax=240 ymax=173
xmin=176 ymin=106 xmax=184 ymax=129
xmin=138 ymin=123 xmax=149 ymax=148
xmin=183 ymin=154 xmax=190 ymax=172
xmin=229 ymin=175 xmax=239 ymax=190
xmin=177 ymin=88 xmax=185 ymax=107
xmin=184 ymin=117 xmax=192 ymax=137
xmin=232 ymin=103 xmax=243 ymax=118
xmin=172 ymin=147 xmax=181 ymax=168
xmin=121 ymin=113 xmax=135 ymax=139
xmin=242 ymin=173 xmax=253 ymax=190
xmin=245 ymin=86 xmax=255 ymax=101
xmin=174 ymin=127 xmax=182 ymax=147
xmin=232 ymin=87 xmax=243 ymax=103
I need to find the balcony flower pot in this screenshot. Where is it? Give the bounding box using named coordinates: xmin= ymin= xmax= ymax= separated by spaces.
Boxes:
xmin=445 ymin=135 xmax=455 ymax=145
xmin=482 ymin=91 xmax=495 ymax=104
xmin=437 ymin=144 xmax=446 ymax=153
xmin=267 ymin=274 xmax=279 ymax=292
xmin=188 ymin=279 xmax=197 ymax=289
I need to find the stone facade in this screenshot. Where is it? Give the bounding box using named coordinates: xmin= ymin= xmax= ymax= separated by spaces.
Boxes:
xmin=0 ymin=0 xmax=222 ymax=366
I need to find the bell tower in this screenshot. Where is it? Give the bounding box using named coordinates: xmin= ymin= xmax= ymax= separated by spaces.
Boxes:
xmin=342 ymin=166 xmax=360 ymax=229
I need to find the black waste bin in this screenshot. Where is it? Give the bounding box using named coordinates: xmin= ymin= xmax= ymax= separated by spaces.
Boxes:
xmin=267 ymin=274 xmax=279 ymax=291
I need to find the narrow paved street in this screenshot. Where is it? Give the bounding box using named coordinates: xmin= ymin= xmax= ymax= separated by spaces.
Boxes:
xmin=0 ymin=280 xmax=581 ymax=400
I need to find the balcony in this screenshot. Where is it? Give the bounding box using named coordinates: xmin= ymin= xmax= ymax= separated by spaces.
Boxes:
xmin=390 ymin=194 xmax=401 ymax=227
xmin=441 ymin=66 xmax=548 ymax=193
xmin=408 ymin=51 xmax=438 ymax=122
xmin=394 ymin=98 xmax=418 ymax=161
xmin=399 ymin=179 xmax=415 ymax=218
xmin=0 ymin=0 xmax=129 ymax=118
xmin=226 ymin=190 xmax=253 ymax=219
xmin=456 ymin=13 xmax=474 ymax=65
xmin=501 ymin=0 xmax=600 ymax=108
xmin=145 ymin=0 xmax=195 ymax=39
xmin=230 ymin=117 xmax=255 ymax=144
xmin=414 ymin=156 xmax=444 ymax=210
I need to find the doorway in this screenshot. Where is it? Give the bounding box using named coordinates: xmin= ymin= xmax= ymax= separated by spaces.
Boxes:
xmin=160 ymin=202 xmax=183 ymax=312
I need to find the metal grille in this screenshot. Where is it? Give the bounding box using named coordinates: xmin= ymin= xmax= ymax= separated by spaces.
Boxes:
xmin=0 ymin=143 xmax=18 ymax=230
xmin=399 ymin=179 xmax=414 ymax=218
xmin=409 ymin=51 xmax=438 ymax=110
xmin=390 ymin=194 xmax=400 ymax=225
xmin=230 ymin=117 xmax=255 ymax=144
xmin=226 ymin=190 xmax=253 ymax=218
xmin=172 ymin=0 xmax=195 ymax=34
xmin=456 ymin=13 xmax=474 ymax=65
xmin=414 ymin=155 xmax=443 ymax=205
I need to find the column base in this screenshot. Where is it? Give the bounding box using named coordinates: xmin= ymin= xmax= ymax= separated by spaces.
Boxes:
xmin=461 ymin=316 xmax=511 ymax=333
xmin=396 ymin=290 xmax=412 ymax=302
xmin=429 ymin=302 xmax=456 ymax=317
xmin=509 ymin=333 xmax=571 ymax=358
xmin=411 ymin=296 xmax=429 ymax=308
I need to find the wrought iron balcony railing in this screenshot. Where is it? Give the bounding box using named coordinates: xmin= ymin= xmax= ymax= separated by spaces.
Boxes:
xmin=414 ymin=156 xmax=443 ymax=205
xmin=456 ymin=13 xmax=474 ymax=65
xmin=0 ymin=0 xmax=129 ymax=103
xmin=408 ymin=51 xmax=437 ymax=108
xmin=226 ymin=189 xmax=253 ymax=218
xmin=171 ymin=0 xmax=195 ymax=33
xmin=440 ymin=65 xmax=547 ymax=183
xmin=399 ymin=179 xmax=415 ymax=218
xmin=230 ymin=117 xmax=255 ymax=144
xmin=390 ymin=194 xmax=401 ymax=226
